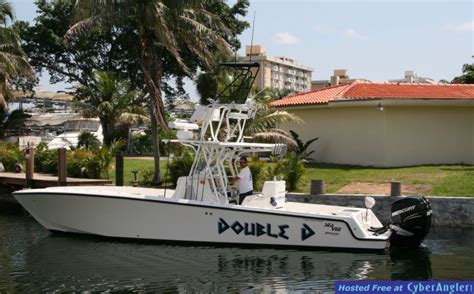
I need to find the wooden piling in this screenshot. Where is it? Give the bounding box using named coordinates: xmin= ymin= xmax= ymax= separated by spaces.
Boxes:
xmin=116 ymin=152 xmax=124 ymax=186
xmin=25 ymin=147 xmax=34 ymax=188
xmin=391 ymin=181 xmax=401 ymax=196
xmin=310 ymin=179 xmax=325 ymax=195
xmin=58 ymin=148 xmax=67 ymax=186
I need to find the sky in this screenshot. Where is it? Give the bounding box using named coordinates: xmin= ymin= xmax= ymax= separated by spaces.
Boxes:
xmin=10 ymin=0 xmax=474 ymax=96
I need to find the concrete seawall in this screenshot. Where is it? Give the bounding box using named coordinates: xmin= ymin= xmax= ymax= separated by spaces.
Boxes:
xmin=287 ymin=193 xmax=474 ymax=228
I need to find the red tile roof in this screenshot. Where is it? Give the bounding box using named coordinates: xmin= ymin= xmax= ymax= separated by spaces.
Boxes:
xmin=271 ymin=82 xmax=474 ymax=107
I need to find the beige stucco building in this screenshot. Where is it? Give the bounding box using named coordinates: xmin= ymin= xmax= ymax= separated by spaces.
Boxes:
xmin=240 ymin=45 xmax=313 ymax=93
xmin=272 ymin=82 xmax=474 ymax=167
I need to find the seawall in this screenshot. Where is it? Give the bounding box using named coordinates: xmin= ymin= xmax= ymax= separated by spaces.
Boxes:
xmin=287 ymin=193 xmax=474 ymax=228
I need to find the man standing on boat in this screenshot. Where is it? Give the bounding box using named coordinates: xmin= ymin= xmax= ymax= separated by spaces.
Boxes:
xmin=234 ymin=157 xmax=253 ymax=205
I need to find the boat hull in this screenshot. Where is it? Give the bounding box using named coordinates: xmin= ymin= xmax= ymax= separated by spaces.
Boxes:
xmin=14 ymin=191 xmax=388 ymax=251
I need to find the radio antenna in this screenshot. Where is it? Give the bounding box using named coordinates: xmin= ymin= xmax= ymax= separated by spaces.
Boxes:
xmin=249 ymin=11 xmax=256 ymax=62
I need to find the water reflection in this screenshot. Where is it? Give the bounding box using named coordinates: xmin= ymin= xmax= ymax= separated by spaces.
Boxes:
xmin=389 ymin=247 xmax=432 ymax=280
xmin=1 ymin=209 xmax=473 ymax=292
xmin=6 ymin=235 xmax=390 ymax=292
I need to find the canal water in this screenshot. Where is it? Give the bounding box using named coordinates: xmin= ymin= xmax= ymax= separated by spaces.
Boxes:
xmin=1 ymin=202 xmax=473 ymax=293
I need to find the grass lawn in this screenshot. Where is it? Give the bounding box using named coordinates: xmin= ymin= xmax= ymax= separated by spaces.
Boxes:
xmin=110 ymin=158 xmax=170 ymax=187
xmin=301 ymin=164 xmax=474 ymax=197
xmin=109 ymin=158 xmax=474 ymax=197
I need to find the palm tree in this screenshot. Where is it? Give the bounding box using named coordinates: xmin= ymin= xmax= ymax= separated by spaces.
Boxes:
xmin=75 ymin=71 xmax=149 ymax=146
xmin=245 ymin=88 xmax=301 ymax=148
xmin=77 ymin=131 xmax=101 ymax=150
xmin=0 ymin=0 xmax=33 ymax=110
xmin=68 ymin=0 xmax=231 ymax=184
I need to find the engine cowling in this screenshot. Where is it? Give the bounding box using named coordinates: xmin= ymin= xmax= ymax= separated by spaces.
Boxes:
xmin=390 ymin=196 xmax=432 ymax=248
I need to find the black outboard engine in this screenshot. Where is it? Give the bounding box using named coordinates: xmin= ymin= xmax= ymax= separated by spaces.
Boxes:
xmin=390 ymin=197 xmax=432 ymax=248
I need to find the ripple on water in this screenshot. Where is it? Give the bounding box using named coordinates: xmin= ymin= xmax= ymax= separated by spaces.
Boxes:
xmin=1 ymin=211 xmax=473 ymax=292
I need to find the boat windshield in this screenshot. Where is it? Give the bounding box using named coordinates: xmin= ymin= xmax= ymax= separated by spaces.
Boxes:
xmin=64 ymin=120 xmax=100 ymax=132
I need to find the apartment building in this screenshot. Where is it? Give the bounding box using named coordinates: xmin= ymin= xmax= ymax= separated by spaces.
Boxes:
xmin=311 ymin=69 xmax=370 ymax=90
xmin=240 ymin=45 xmax=313 ymax=93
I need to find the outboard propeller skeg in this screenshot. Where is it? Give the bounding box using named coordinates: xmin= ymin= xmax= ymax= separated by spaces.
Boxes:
xmin=390 ymin=196 xmax=432 ymax=248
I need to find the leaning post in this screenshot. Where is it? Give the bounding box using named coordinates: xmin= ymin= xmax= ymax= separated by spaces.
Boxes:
xmin=58 ymin=148 xmax=67 ymax=186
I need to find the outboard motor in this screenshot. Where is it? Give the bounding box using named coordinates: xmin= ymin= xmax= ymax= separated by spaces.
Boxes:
xmin=390 ymin=197 xmax=432 ymax=248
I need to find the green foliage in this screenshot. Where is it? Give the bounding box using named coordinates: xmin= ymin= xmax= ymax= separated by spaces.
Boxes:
xmin=34 ymin=142 xmax=57 ymax=174
xmin=138 ymin=168 xmax=155 ymax=187
xmin=0 ymin=0 xmax=34 ymax=110
xmin=67 ymin=149 xmax=92 ymax=177
xmin=0 ymin=109 xmax=31 ymax=138
xmin=75 ymin=71 xmax=149 ymax=146
xmin=274 ymin=152 xmax=306 ymax=192
xmin=167 ymin=151 xmax=194 ymax=187
xmin=77 ymin=131 xmax=101 ymax=150
xmin=20 ymin=0 xmax=249 ymax=183
xmin=245 ymin=88 xmax=301 ymax=148
xmin=0 ymin=142 xmax=22 ymax=171
xmin=452 ymin=63 xmax=474 ymax=84
xmin=290 ymin=130 xmax=319 ymax=162
xmin=248 ymin=158 xmax=267 ymax=191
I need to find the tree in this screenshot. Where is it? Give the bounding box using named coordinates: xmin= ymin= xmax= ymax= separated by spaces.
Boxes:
xmin=77 ymin=131 xmax=100 ymax=150
xmin=17 ymin=0 xmax=248 ymax=184
xmin=0 ymin=0 xmax=33 ymax=110
xmin=15 ymin=0 xmax=141 ymax=90
xmin=246 ymin=88 xmax=301 ymax=148
xmin=75 ymin=71 xmax=149 ymax=146
xmin=452 ymin=63 xmax=474 ymax=84
xmin=67 ymin=0 xmax=248 ymax=184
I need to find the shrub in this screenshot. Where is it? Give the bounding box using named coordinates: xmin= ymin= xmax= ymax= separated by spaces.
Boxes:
xmin=249 ymin=158 xmax=268 ymax=191
xmin=67 ymin=149 xmax=93 ymax=178
xmin=167 ymin=151 xmax=194 ymax=187
xmin=274 ymin=152 xmax=305 ymax=192
xmin=0 ymin=142 xmax=22 ymax=172
xmin=35 ymin=143 xmax=58 ymax=174
xmin=138 ymin=168 xmax=155 ymax=187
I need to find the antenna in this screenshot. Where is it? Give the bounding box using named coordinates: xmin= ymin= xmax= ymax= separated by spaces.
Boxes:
xmin=249 ymin=11 xmax=256 ymax=62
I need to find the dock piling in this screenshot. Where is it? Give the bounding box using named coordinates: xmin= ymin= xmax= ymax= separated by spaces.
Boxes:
xmin=25 ymin=147 xmax=34 ymax=188
xmin=116 ymin=152 xmax=124 ymax=186
xmin=58 ymin=148 xmax=67 ymax=186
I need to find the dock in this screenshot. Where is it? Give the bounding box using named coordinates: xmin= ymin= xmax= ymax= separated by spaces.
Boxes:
xmin=0 ymin=172 xmax=112 ymax=188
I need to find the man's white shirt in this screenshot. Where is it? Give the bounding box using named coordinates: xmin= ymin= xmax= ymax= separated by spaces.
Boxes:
xmin=237 ymin=166 xmax=253 ymax=194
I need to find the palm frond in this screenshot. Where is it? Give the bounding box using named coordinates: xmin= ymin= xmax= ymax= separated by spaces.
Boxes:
xmin=253 ymin=129 xmax=297 ymax=148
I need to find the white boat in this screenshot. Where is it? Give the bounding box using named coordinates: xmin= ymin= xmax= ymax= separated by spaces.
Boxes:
xmin=47 ymin=118 xmax=103 ymax=150
xmin=14 ymin=63 xmax=431 ymax=251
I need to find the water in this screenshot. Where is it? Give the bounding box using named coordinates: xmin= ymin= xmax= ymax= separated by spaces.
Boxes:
xmin=1 ymin=203 xmax=473 ymax=293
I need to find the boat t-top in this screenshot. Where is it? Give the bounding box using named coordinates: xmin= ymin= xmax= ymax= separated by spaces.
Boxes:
xmin=14 ymin=62 xmax=432 ymax=251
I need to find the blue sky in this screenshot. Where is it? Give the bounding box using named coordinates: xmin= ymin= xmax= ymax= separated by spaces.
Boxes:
xmin=11 ymin=0 xmax=474 ymax=94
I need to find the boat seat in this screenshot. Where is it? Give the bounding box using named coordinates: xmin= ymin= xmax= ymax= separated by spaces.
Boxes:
xmin=172 ymin=177 xmax=187 ymax=199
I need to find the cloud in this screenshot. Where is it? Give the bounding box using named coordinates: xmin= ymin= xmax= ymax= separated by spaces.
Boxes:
xmin=443 ymin=21 xmax=474 ymax=33
xmin=343 ymin=28 xmax=368 ymax=41
xmin=273 ymin=32 xmax=299 ymax=45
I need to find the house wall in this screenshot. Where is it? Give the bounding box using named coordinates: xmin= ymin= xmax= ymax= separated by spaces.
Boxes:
xmin=284 ymin=106 xmax=386 ymax=166
xmin=384 ymin=106 xmax=474 ymax=166
xmin=284 ymin=105 xmax=474 ymax=167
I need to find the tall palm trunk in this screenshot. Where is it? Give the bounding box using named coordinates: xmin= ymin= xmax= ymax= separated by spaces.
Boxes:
xmin=140 ymin=34 xmax=166 ymax=184
xmin=149 ymin=102 xmax=161 ymax=184
xmin=101 ymin=120 xmax=115 ymax=147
